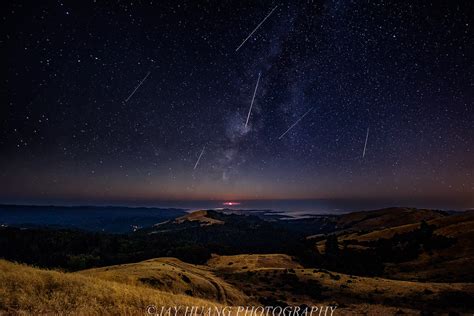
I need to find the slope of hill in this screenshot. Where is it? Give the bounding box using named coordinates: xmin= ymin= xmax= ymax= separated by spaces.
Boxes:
xmin=330 ymin=210 xmax=474 ymax=282
xmin=335 ymin=207 xmax=446 ymax=232
xmin=207 ymin=254 xmax=303 ymax=273
xmin=78 ymin=257 xmax=249 ymax=305
xmin=2 ymin=252 xmax=473 ymax=315
xmin=0 ymin=259 xmax=221 ymax=315
xmin=385 ymin=211 xmax=474 ymax=282
xmin=341 ymin=210 xmax=474 ymax=243
xmin=173 ymin=210 xmax=225 ymax=226
xmin=2 ymin=207 xmax=473 ymax=314
xmin=206 ymin=254 xmax=474 ymax=314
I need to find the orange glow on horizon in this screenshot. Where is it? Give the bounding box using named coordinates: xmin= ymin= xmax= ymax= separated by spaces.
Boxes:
xmin=222 ymin=201 xmax=241 ymax=206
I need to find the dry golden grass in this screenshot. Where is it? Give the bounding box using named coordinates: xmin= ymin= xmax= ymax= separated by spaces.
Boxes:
xmin=344 ymin=211 xmax=474 ymax=243
xmin=294 ymin=269 xmax=473 ymax=300
xmin=0 ymin=259 xmax=222 ymax=315
xmin=203 ymin=252 xmax=473 ymax=314
xmin=221 ymin=264 xmax=473 ymax=312
xmin=336 ymin=211 xmax=474 ymax=281
xmin=78 ymin=257 xmax=248 ymax=305
xmin=337 ymin=207 xmax=444 ymax=231
xmin=342 ymin=222 xmax=420 ymax=242
xmin=207 ymin=254 xmax=302 ymax=273
xmin=334 ymin=304 xmax=420 ymax=315
xmin=174 ymin=210 xmax=224 ymax=226
xmin=2 ymin=253 xmax=473 ymax=315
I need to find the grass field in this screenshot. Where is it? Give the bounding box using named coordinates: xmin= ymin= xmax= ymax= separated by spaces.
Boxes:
xmin=79 ymin=257 xmax=249 ymax=305
xmin=1 ymin=253 xmax=473 ymax=315
xmin=0 ymin=259 xmax=221 ymax=315
xmin=207 ymin=254 xmax=474 ymax=314
xmin=339 ymin=211 xmax=474 ymax=282
xmin=207 ymin=254 xmax=303 ymax=273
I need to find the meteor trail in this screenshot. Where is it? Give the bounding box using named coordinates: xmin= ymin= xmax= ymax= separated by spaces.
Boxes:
xmin=235 ymin=5 xmax=278 ymax=52
xmin=245 ymin=72 xmax=261 ymax=128
xmin=278 ymin=108 xmax=314 ymax=139
xmin=362 ymin=127 xmax=370 ymax=158
xmin=193 ymin=146 xmax=205 ymax=170
xmin=124 ymin=71 xmax=151 ymax=102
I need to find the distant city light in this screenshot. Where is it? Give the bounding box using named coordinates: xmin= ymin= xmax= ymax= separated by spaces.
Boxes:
xmin=222 ymin=202 xmax=241 ymax=206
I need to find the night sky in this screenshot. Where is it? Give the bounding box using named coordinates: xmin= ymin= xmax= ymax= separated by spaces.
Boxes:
xmin=1 ymin=1 xmax=473 ymax=209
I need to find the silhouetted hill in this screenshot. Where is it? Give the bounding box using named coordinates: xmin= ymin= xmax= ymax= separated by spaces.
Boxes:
xmin=0 ymin=204 xmax=186 ymax=233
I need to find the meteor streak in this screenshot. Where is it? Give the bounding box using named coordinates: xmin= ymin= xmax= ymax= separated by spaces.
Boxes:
xmin=193 ymin=146 xmax=205 ymax=170
xmin=278 ymin=108 xmax=314 ymax=140
xmin=362 ymin=127 xmax=369 ymax=158
xmin=235 ymin=5 xmax=278 ymax=52
xmin=245 ymin=72 xmax=261 ymax=128
xmin=124 ymin=71 xmax=151 ymax=102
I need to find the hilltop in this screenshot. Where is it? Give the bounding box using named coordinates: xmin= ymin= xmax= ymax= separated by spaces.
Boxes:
xmin=174 ymin=210 xmax=225 ymax=226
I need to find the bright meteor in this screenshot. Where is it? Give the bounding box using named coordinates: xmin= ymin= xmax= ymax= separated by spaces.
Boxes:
xmin=362 ymin=127 xmax=370 ymax=158
xmin=193 ymin=146 xmax=205 ymax=170
xmin=124 ymin=71 xmax=151 ymax=103
xmin=278 ymin=108 xmax=314 ymax=140
xmin=235 ymin=5 xmax=278 ymax=52
xmin=245 ymin=72 xmax=261 ymax=128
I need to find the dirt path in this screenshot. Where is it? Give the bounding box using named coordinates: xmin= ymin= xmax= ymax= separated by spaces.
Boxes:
xmin=165 ymin=261 xmax=228 ymax=303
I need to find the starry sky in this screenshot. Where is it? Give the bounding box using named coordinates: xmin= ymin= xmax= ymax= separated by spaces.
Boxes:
xmin=1 ymin=1 xmax=473 ymax=209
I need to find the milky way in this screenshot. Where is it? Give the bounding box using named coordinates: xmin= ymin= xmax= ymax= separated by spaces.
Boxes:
xmin=0 ymin=1 xmax=472 ymax=208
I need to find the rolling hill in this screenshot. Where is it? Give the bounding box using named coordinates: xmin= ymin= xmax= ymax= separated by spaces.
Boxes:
xmin=2 ymin=252 xmax=473 ymax=314
xmin=1 ymin=207 xmax=473 ymax=314
xmin=78 ymin=257 xmax=249 ymax=305
xmin=318 ymin=210 xmax=474 ymax=282
xmin=174 ymin=210 xmax=225 ymax=226
xmin=335 ymin=207 xmax=447 ymax=232
xmin=0 ymin=259 xmax=221 ymax=315
xmin=206 ymin=254 xmax=473 ymax=314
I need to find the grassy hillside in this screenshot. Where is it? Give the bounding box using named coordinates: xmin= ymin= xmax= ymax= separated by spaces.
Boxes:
xmin=2 ymin=208 xmax=473 ymax=314
xmin=0 ymin=259 xmax=221 ymax=315
xmin=79 ymin=257 xmax=249 ymax=305
xmin=340 ymin=211 xmax=474 ymax=242
xmin=207 ymin=254 xmax=303 ymax=273
xmin=208 ymin=254 xmax=474 ymax=314
xmin=385 ymin=211 xmax=474 ymax=281
xmin=2 ymin=253 xmax=473 ymax=315
xmin=335 ymin=207 xmax=446 ymax=232
xmin=323 ymin=210 xmax=474 ymax=282
xmin=174 ymin=210 xmax=225 ymax=226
